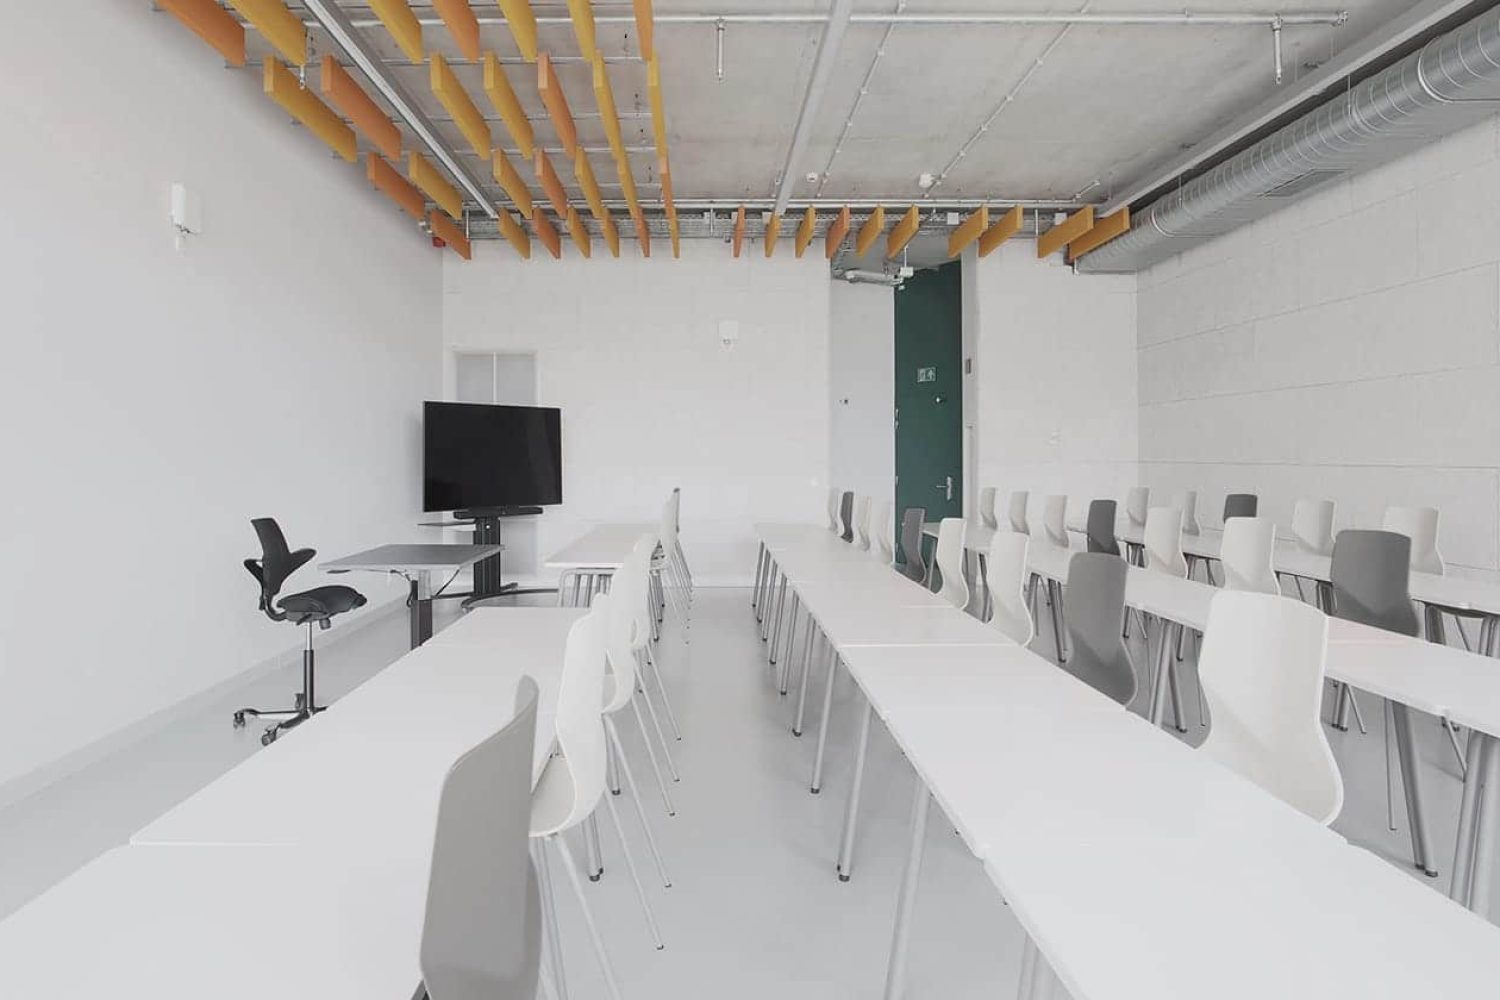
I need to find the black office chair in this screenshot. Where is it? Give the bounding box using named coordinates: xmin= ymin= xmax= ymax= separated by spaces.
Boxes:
xmin=1085 ymin=499 xmax=1120 ymax=556
xmin=1223 ymin=493 xmax=1259 ymax=521
xmin=236 ymin=517 xmax=366 ymax=745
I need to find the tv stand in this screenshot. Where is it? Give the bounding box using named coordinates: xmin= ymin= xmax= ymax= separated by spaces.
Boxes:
xmin=420 ymin=507 xmax=549 ymax=603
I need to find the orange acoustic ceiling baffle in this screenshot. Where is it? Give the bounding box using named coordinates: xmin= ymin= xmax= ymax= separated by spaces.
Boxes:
xmin=321 ymin=56 xmax=401 ymax=161
xmin=493 ymin=151 xmax=535 ymax=219
xmin=947 ymin=206 xmax=988 ymax=257
xmin=824 ymin=206 xmax=851 ymax=259
xmin=229 ymin=0 xmax=306 ymax=65
xmin=482 ymin=54 xmax=535 ymax=160
xmin=764 ymin=213 xmax=782 ymax=258
xmin=538 ymin=54 xmax=579 ymax=160
xmin=432 ymin=0 xmax=481 ymax=62
xmin=158 ymin=0 xmax=246 ymax=66
xmin=532 ymin=211 xmax=562 ymax=259
xmin=1036 ymin=206 xmax=1095 ymax=258
xmin=498 ymin=0 xmax=539 ymax=62
xmin=366 ymin=0 xmax=424 ymax=63
xmin=498 ymin=209 xmax=532 ymax=258
xmin=428 ymin=209 xmax=472 ymax=260
xmin=978 ymin=205 xmax=1024 ymax=257
xmin=366 ymin=153 xmax=426 ymax=221
xmin=886 ymin=206 xmax=919 ymax=258
xmin=408 ymin=151 xmax=464 ymax=220
xmin=855 ymin=206 xmax=886 ymax=256
xmin=732 ymin=205 xmax=746 ymax=258
xmin=795 ymin=206 xmax=816 ymax=258
xmin=430 ymin=53 xmax=491 ymax=160
xmin=263 ymin=59 xmax=355 ymax=161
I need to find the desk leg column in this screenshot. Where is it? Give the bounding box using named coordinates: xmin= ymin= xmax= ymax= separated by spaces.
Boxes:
xmin=1390 ymin=702 xmax=1438 ymax=877
xmin=752 ymin=543 xmax=766 ymax=610
xmin=836 ymin=699 xmax=874 ymax=881
xmin=410 ymin=571 xmax=433 ymax=649
xmin=810 ymin=649 xmax=840 ymax=793
xmin=1469 ymin=735 xmax=1500 ymax=917
xmin=882 ymin=782 xmax=931 ymax=1000
xmin=1450 ymin=731 xmax=1490 ymax=906
xmin=1149 ymin=621 xmax=1177 ymax=728
xmin=794 ymin=631 xmax=821 ymax=737
xmin=778 ymin=599 xmax=801 ymax=693
xmin=1047 ymin=580 xmax=1065 ymax=663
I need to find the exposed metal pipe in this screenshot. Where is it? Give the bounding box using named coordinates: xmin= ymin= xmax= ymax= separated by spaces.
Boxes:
xmin=300 ymin=0 xmax=497 ymax=218
xmin=1100 ymin=0 xmax=1487 ymax=214
xmin=346 ymin=10 xmax=1348 ymax=28
xmin=716 ymin=18 xmax=726 ymax=81
xmin=1079 ymin=5 xmax=1500 ymax=272
xmin=1271 ymin=15 xmax=1283 ymax=84
xmin=772 ymin=0 xmax=855 ymax=217
xmin=816 ymin=0 xmax=906 ymax=197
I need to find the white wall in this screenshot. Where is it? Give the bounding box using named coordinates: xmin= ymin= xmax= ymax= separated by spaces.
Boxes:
xmin=0 ymin=5 xmax=442 ymax=796
xmin=829 ymin=282 xmax=894 ymax=500
xmin=442 ymin=241 xmax=831 ymax=585
xmin=967 ymin=241 xmax=1140 ymax=525
xmin=1137 ymin=114 xmax=1500 ymax=568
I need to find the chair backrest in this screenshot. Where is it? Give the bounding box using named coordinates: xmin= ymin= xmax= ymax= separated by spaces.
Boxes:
xmin=1223 ymin=493 xmax=1258 ymax=522
xmin=244 ymin=517 xmax=315 ymax=616
xmin=934 ymin=518 xmax=969 ymax=610
xmin=1220 ymin=517 xmax=1281 ymax=595
xmin=839 ymin=491 xmax=855 ymax=542
xmin=658 ymin=494 xmax=679 ymax=549
xmin=827 ymin=487 xmax=841 ymax=533
xmin=1382 ymin=505 xmax=1444 ymax=575
xmin=1085 ymin=499 xmax=1120 ymax=556
xmin=868 ymin=498 xmax=892 ymax=563
xmin=1197 ymin=592 xmax=1343 ymax=825
xmin=1291 ymin=499 xmax=1335 ymax=556
xmin=1062 ymin=553 xmax=1137 ymax=706
xmin=1007 ymin=491 xmax=1030 ymax=533
xmin=536 ymin=599 xmax=611 ymax=835
xmin=853 ymin=495 xmax=871 ymax=551
xmin=420 ymin=676 xmax=542 ymax=1000
xmin=978 ymin=487 xmax=999 ymax=530
xmin=1177 ymin=489 xmax=1200 ymax=536
xmin=986 ymin=532 xmax=1034 ymax=646
xmin=1124 ymin=487 xmax=1150 ymax=528
xmin=898 ymin=507 xmax=927 ymax=582
xmin=603 ymin=541 xmax=651 ymax=714
xmin=1143 ymin=506 xmax=1186 ymax=578
xmin=1042 ymin=495 xmax=1068 ymax=546
xmin=1329 ymin=530 xmax=1419 ymax=636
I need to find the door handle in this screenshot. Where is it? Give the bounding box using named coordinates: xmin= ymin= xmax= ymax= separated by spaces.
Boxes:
xmin=936 ymin=476 xmax=953 ymax=501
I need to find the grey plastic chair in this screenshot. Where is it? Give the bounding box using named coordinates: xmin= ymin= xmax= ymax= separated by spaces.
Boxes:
xmin=898 ymin=507 xmax=928 ymax=583
xmin=1085 ymin=499 xmax=1120 ymax=556
xmin=1223 ymin=493 xmax=1258 ymax=521
xmin=1330 ymin=530 xmax=1418 ymax=636
xmin=840 ymin=491 xmax=855 ymax=543
xmin=1061 ymin=553 xmax=1138 ymax=707
xmin=419 ymin=677 xmax=542 ymax=1000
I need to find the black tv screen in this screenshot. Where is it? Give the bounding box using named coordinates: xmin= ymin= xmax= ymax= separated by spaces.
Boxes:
xmin=423 ymin=402 xmax=562 ymax=512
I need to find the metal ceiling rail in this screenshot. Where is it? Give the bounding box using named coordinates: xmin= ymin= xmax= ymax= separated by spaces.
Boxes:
xmin=348 ymin=10 xmax=1349 ymax=28
xmin=300 ymin=0 xmax=498 ymax=218
xmin=772 ymin=0 xmax=855 ymax=217
xmin=815 ymin=0 xmax=906 ymax=197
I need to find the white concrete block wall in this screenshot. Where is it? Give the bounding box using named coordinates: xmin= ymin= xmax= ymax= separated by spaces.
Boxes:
xmin=1137 ymin=114 xmax=1500 ymax=570
xmin=829 ymin=281 xmax=895 ymax=501
xmin=970 ymin=241 xmax=1139 ymax=529
xmin=443 ymin=241 xmax=831 ymax=585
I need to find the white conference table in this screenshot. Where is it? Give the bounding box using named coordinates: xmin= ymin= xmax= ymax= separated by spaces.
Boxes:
xmin=545 ymin=522 xmax=657 ymax=605
xmin=758 ymin=527 xmax=1500 ymax=999
xmin=0 ymin=844 xmax=427 ymax=999
xmin=133 ymin=608 xmax=580 ymax=849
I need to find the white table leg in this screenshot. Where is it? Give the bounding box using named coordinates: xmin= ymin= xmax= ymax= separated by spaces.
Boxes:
xmin=1390 ymin=701 xmax=1438 ymax=877
xmin=836 ymin=698 xmax=874 ymax=880
xmin=811 ymin=648 xmax=841 ymax=793
xmin=882 ymin=782 xmax=931 ymax=1000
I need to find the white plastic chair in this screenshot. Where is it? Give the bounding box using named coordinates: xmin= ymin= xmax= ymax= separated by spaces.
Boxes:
xmin=1125 ymin=487 xmax=1150 ymax=530
xmin=985 ymin=531 xmax=1034 ymax=645
xmin=1197 ymin=591 xmax=1344 ymax=824
xmin=1007 ymin=491 xmax=1030 ymax=534
xmin=934 ymin=517 xmax=970 ymax=612
xmin=531 ymin=598 xmax=659 ymax=1000
xmin=1177 ymin=489 xmax=1200 ymax=535
xmin=978 ymin=487 xmax=999 ymax=530
xmin=826 ymin=487 xmax=841 ymax=533
xmin=628 ymin=536 xmax=683 ymax=755
xmin=1382 ymin=506 xmax=1444 ymax=575
xmin=653 ymin=494 xmax=691 ymax=631
xmin=1143 ymin=506 xmax=1186 ymax=578
xmin=1291 ymin=499 xmax=1335 ymax=555
xmin=1042 ymin=495 xmax=1068 ymax=547
xmin=1220 ymin=517 xmax=1281 ymax=595
xmin=869 ymin=498 xmax=894 ymax=564
xmin=853 ymin=495 xmax=871 ymax=551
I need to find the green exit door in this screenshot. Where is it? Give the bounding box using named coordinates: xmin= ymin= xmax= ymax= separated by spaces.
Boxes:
xmin=895 ymin=262 xmax=963 ymax=540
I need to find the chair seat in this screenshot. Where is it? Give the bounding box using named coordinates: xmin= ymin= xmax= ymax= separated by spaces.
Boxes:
xmin=277 ymin=585 xmax=366 ymax=622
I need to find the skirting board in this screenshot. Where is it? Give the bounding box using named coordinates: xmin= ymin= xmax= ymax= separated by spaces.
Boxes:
xmin=0 ymin=595 xmax=406 ymax=814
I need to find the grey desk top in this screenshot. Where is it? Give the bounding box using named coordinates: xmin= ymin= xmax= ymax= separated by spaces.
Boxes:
xmin=321 ymin=544 xmax=503 ymax=573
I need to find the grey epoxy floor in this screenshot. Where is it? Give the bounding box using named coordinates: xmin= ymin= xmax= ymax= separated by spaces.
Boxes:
xmin=0 ymin=584 xmax=1488 ymax=998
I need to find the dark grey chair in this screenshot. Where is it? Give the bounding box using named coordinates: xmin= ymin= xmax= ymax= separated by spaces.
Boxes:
xmin=1061 ymin=553 xmax=1137 ymax=707
xmin=1223 ymin=493 xmax=1258 ymax=521
xmin=1328 ymin=529 xmax=1434 ymax=876
xmin=898 ymin=507 xmax=927 ymax=583
xmin=840 ymin=491 xmax=855 ymax=542
xmin=418 ymin=676 xmax=542 ymax=1000
xmin=1085 ymin=499 xmax=1120 ymax=556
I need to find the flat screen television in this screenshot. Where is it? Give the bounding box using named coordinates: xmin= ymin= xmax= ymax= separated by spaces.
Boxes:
xmin=423 ymin=401 xmax=562 ymax=512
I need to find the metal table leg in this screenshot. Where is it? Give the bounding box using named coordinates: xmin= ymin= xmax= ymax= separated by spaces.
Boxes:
xmin=1047 ymin=579 xmax=1065 ymax=663
xmin=752 ymin=542 xmax=766 ymax=610
xmin=409 ymin=570 xmax=433 ymax=648
xmin=1450 ymin=730 xmax=1490 ymax=907
xmin=1390 ymin=701 xmax=1438 ymax=877
xmin=882 ymin=782 xmax=931 ymax=1000
xmin=1148 ymin=621 xmax=1178 ymax=727
xmin=811 ymin=648 xmax=841 ymax=793
xmin=836 ymin=698 xmax=874 ymax=881
xmin=1469 ymin=734 xmax=1500 ymax=916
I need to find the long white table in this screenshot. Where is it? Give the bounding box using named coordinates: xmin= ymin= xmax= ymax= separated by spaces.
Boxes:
xmin=754 ymin=524 xmax=1500 ymax=999
xmin=545 ymin=522 xmax=656 ymax=604
xmin=0 ymin=606 xmax=582 ymax=998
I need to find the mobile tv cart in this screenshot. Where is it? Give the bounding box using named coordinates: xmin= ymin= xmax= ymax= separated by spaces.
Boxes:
xmin=420 ymin=506 xmax=552 ymax=605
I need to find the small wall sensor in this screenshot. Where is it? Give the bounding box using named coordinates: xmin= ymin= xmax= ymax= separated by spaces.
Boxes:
xmin=170 ymin=182 xmax=202 ymax=251
xmin=718 ymin=319 xmax=741 ymax=351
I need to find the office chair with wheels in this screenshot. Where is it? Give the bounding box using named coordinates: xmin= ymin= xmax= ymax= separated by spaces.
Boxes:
xmin=236 ymin=517 xmax=366 ymax=746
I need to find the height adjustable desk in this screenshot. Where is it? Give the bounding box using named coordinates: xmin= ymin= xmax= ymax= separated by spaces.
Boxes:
xmin=321 ymin=543 xmax=502 ymax=647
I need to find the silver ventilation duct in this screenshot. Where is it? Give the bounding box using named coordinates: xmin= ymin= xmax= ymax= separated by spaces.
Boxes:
xmin=1078 ymin=7 xmax=1500 ymax=273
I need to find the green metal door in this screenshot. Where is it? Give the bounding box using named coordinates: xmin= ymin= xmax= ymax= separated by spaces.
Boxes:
xmin=895 ymin=261 xmax=963 ymax=536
